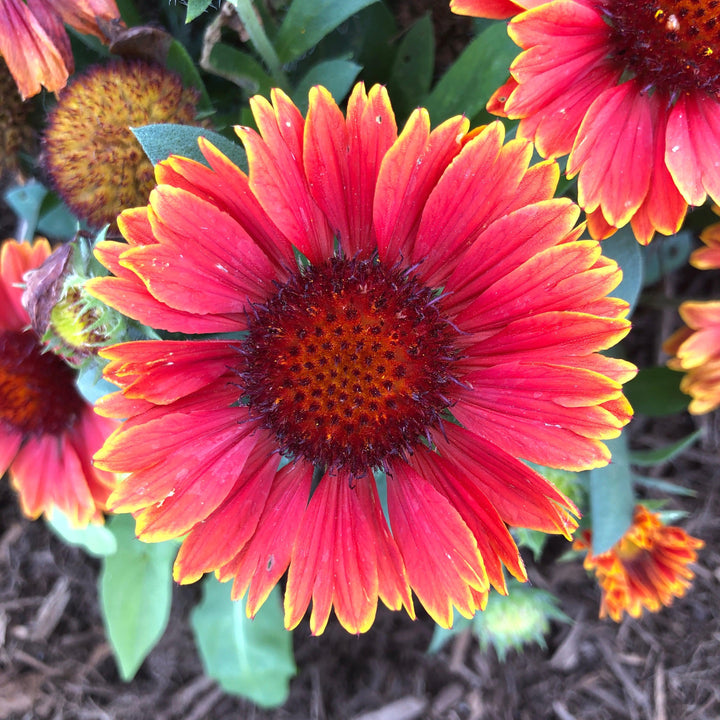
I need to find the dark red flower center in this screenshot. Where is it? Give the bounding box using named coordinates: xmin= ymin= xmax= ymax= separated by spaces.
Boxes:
xmin=241 ymin=257 xmax=459 ymax=474
xmin=604 ymin=0 xmax=720 ymax=97
xmin=0 ymin=330 xmax=85 ymax=435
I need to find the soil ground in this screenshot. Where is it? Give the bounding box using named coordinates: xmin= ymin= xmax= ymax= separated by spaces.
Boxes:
xmin=1 ymin=1 xmax=719 ymax=718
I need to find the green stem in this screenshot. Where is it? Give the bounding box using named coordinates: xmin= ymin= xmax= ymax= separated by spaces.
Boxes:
xmin=227 ymin=0 xmax=290 ymax=91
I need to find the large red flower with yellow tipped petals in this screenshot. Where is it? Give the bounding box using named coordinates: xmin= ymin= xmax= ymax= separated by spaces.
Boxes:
xmin=664 ymin=209 xmax=720 ymax=414
xmin=452 ymin=0 xmax=720 ymax=245
xmin=86 ymin=83 xmax=636 ymax=635
xmin=575 ymin=505 xmax=704 ymax=621
xmin=0 ymin=0 xmax=121 ymax=99
xmin=0 ymin=239 xmax=117 ymax=525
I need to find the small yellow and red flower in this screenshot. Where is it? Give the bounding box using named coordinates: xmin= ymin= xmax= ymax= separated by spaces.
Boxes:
xmin=664 ymin=209 xmax=720 ymax=414
xmin=452 ymin=0 xmax=720 ymax=245
xmin=575 ymin=506 xmax=704 ymax=621
xmin=87 ymin=83 xmax=635 ymax=635
xmin=0 ymin=238 xmax=117 ymax=525
xmin=0 ymin=0 xmax=121 ymax=99
xmin=43 ymin=60 xmax=202 ymax=230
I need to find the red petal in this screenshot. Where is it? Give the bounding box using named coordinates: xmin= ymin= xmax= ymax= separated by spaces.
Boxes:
xmin=568 ymin=81 xmax=654 ymax=227
xmin=173 ymin=434 xmax=278 ymax=582
xmin=221 ymin=460 xmax=314 ymax=620
xmin=376 ymin=111 xmax=468 ymax=265
xmin=434 ymin=425 xmax=577 ymax=534
xmin=304 ymin=84 xmax=397 ymax=258
xmin=441 ymin=198 xmax=580 ymax=314
xmin=285 ymin=473 xmax=379 ymax=634
xmin=0 ymin=0 xmax=69 ymax=98
xmin=85 ymin=275 xmax=243 ymax=334
xmin=411 ymin=450 xmax=527 ymax=593
xmin=101 ymin=340 xmax=239 ymax=404
xmin=453 ymin=364 xmax=627 ymax=470
xmin=666 ymin=93 xmax=720 ymax=207
xmin=238 ymin=91 xmax=334 ymax=264
xmin=387 ymin=461 xmax=487 ymax=628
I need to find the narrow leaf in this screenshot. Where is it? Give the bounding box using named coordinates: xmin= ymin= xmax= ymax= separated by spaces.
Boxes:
xmin=166 ymin=39 xmax=214 ymax=116
xmin=629 ymin=429 xmax=702 ymax=467
xmin=207 ymin=43 xmax=275 ymax=96
xmin=275 ymin=0 xmax=379 ymax=63
xmin=387 ymin=14 xmax=434 ymax=120
xmin=99 ymin=515 xmax=176 ymax=680
xmin=588 ymin=436 xmax=635 ymax=554
xmin=425 ymin=23 xmax=518 ymax=124
xmin=293 ymin=59 xmax=362 ymax=113
xmin=191 ymin=578 xmax=296 ymax=708
xmin=132 ymin=124 xmax=248 ymax=171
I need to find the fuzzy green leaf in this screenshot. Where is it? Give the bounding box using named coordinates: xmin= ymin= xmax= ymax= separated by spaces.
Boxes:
xmin=588 ymin=436 xmax=635 ymax=554
xmin=99 ymin=515 xmax=176 ymax=681
xmin=132 ymin=124 xmax=248 ymax=171
xmin=191 ymin=578 xmax=296 ymax=707
xmin=186 ymin=0 xmax=215 ymax=23
xmin=275 ymin=0 xmax=379 ymax=63
xmin=425 ymin=22 xmax=518 ymax=125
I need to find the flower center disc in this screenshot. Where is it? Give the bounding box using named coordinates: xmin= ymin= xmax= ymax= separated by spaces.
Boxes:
xmin=242 ymin=257 xmax=458 ymax=473
xmin=606 ymin=0 xmax=720 ymax=96
xmin=0 ymin=330 xmax=85 ymax=435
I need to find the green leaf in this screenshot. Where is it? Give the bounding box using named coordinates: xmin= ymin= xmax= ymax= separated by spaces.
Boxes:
xmin=191 ymin=578 xmax=296 ymax=707
xmin=387 ymin=14 xmax=434 ymax=120
xmin=207 ymin=43 xmax=275 ymax=96
xmin=186 ymin=0 xmax=215 ymax=23
xmin=633 ymin=475 xmax=696 ymax=497
xmin=99 ymin=515 xmax=176 ymax=681
xmin=588 ymin=435 xmax=635 ymax=554
xmin=629 ymin=429 xmax=701 ymax=467
xmin=275 ymin=0 xmax=379 ymax=63
xmin=425 ymin=22 xmax=518 ymax=125
xmin=641 ymin=230 xmax=693 ymax=287
xmin=115 ymin=0 xmax=143 ymax=26
xmin=625 ymin=366 xmax=689 ymax=417
xmin=4 ymin=181 xmax=47 ymax=239
xmin=46 ymin=510 xmax=118 ymax=557
xmin=166 ymin=39 xmax=214 ymax=116
xmin=36 ymin=194 xmax=78 ymax=240
xmin=293 ymin=58 xmax=362 ymax=113
xmin=132 ymin=124 xmax=248 ymax=171
xmin=599 ymin=226 xmax=644 ymax=314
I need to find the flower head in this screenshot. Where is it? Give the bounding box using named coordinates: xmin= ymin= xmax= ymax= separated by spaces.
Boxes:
xmin=454 ymin=0 xmax=720 ymax=244
xmin=574 ymin=505 xmax=704 ymax=621
xmin=0 ymin=238 xmax=117 ymax=525
xmin=43 ymin=60 xmax=202 ymax=229
xmin=664 ymin=209 xmax=720 ymax=413
xmin=87 ymin=83 xmax=635 ymax=635
xmin=0 ymin=0 xmax=121 ymax=99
